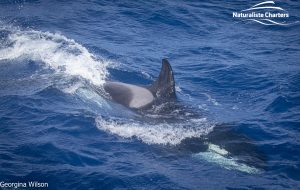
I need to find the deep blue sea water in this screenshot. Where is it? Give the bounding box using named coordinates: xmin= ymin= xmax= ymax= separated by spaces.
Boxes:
xmin=0 ymin=0 xmax=300 ymax=189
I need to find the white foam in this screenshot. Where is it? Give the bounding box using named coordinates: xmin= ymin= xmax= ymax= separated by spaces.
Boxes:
xmin=203 ymin=93 xmax=220 ymax=106
xmin=61 ymin=81 xmax=84 ymax=94
xmin=141 ymin=71 xmax=152 ymax=80
xmin=76 ymin=87 xmax=112 ymax=110
xmin=96 ymin=117 xmax=214 ymax=145
xmin=0 ymin=27 xmax=110 ymax=86
xmin=175 ymin=85 xmax=182 ymax=92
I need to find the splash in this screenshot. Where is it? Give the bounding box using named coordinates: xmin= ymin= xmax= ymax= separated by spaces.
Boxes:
xmin=96 ymin=116 xmax=214 ymax=145
xmin=0 ymin=25 xmax=215 ymax=147
xmin=0 ymin=26 xmax=110 ymax=86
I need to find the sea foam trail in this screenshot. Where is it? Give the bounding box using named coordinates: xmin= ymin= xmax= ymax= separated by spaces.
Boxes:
xmin=96 ymin=117 xmax=214 ymax=145
xmin=0 ymin=27 xmax=109 ymax=86
xmin=0 ymin=26 xmax=215 ymax=146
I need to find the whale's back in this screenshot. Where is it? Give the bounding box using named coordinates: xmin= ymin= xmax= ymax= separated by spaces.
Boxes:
xmin=103 ymin=59 xmax=175 ymax=109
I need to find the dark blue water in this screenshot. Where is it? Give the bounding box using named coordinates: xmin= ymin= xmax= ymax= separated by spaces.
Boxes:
xmin=0 ymin=0 xmax=300 ymax=189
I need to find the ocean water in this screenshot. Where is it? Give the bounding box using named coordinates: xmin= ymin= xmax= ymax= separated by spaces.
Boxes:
xmin=0 ymin=0 xmax=299 ymax=189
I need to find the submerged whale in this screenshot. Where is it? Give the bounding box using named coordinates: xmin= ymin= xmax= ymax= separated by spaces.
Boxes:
xmin=103 ymin=58 xmax=176 ymax=109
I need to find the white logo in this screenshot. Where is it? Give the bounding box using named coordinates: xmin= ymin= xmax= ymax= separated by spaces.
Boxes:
xmin=232 ymin=1 xmax=298 ymax=25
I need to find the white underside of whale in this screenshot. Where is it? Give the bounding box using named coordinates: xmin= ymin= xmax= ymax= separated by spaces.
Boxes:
xmin=194 ymin=143 xmax=261 ymax=174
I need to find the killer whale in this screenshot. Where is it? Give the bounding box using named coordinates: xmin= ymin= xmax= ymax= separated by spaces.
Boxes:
xmin=103 ymin=58 xmax=176 ymax=109
xmin=95 ymin=59 xmax=266 ymax=174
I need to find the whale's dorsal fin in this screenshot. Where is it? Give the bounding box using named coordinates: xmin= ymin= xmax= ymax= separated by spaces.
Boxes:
xmin=149 ymin=58 xmax=176 ymax=99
